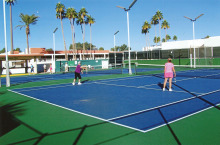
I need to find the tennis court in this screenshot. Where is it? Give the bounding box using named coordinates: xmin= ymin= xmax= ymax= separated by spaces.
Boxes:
xmin=1 ymin=65 xmax=220 ymax=144
xmin=9 ymin=67 xmax=220 ymax=132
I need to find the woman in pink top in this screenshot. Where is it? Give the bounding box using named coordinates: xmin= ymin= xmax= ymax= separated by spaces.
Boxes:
xmin=163 ymin=58 xmax=176 ymax=91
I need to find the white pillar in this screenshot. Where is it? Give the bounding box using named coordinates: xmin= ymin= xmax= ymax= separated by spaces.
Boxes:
xmin=136 ymin=51 xmax=137 ymax=60
xmin=34 ymin=57 xmax=37 ymax=74
xmin=80 ymin=53 xmax=82 ymax=60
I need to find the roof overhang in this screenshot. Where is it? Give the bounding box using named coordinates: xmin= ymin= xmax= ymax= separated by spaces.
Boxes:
xmin=0 ymin=54 xmax=44 ymax=61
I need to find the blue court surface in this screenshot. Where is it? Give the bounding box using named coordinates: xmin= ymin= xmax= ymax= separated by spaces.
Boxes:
xmin=10 ymin=75 xmax=220 ymax=132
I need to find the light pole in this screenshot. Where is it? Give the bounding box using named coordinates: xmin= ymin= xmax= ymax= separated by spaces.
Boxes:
xmin=3 ymin=0 xmax=10 ymax=87
xmin=53 ymin=27 xmax=58 ymax=73
xmin=114 ymin=30 xmax=119 ymax=67
xmin=117 ymin=0 xmax=137 ymax=75
xmin=184 ymin=14 xmax=204 ymax=68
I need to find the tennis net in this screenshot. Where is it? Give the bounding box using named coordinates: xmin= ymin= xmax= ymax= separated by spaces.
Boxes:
xmin=135 ymin=64 xmax=220 ymax=79
xmin=69 ymin=64 xmax=123 ymax=74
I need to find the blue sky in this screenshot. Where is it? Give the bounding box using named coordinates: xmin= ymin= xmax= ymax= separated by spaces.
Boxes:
xmin=0 ymin=0 xmax=220 ymax=52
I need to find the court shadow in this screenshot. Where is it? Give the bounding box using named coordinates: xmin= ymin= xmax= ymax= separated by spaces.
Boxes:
xmin=81 ymin=79 xmax=90 ymax=84
xmin=158 ymin=82 xmax=170 ymax=90
xmin=158 ymin=82 xmax=168 ymax=89
xmin=0 ymin=101 xmax=28 ymax=137
xmin=158 ymin=82 xmax=163 ymax=89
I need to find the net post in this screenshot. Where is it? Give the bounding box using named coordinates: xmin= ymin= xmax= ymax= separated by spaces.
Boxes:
xmin=120 ymin=63 xmax=123 ymax=74
xmin=134 ymin=62 xmax=138 ymax=75
xmin=190 ymin=54 xmax=193 ymax=68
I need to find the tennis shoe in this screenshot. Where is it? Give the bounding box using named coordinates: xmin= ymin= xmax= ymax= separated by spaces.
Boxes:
xmin=78 ymin=82 xmax=82 ymax=85
xmin=72 ymin=83 xmax=75 ymax=85
xmin=169 ymin=88 xmax=172 ymax=91
xmin=162 ymin=88 xmax=165 ymax=91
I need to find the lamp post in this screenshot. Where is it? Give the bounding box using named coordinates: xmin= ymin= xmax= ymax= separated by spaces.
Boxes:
xmin=114 ymin=30 xmax=119 ymax=67
xmin=117 ymin=0 xmax=137 ymax=75
xmin=3 ymin=0 xmax=10 ymax=87
xmin=184 ymin=14 xmax=204 ymax=68
xmin=53 ymin=27 xmax=58 ymax=73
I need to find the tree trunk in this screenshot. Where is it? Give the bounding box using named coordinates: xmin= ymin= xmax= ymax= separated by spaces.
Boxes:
xmin=10 ymin=4 xmax=13 ymax=54
xmin=159 ymin=20 xmax=161 ymax=45
xmin=60 ymin=15 xmax=67 ymax=61
xmin=147 ymin=32 xmax=150 ymax=59
xmin=155 ymin=25 xmax=157 ymax=46
xmin=26 ymin=27 xmax=29 ymax=54
xmin=83 ymin=23 xmax=85 ymax=60
xmin=80 ymin=25 xmax=83 ymax=60
xmin=165 ymin=29 xmax=167 ymax=42
xmin=74 ymin=32 xmax=76 ymax=60
xmin=26 ymin=29 xmax=29 ymax=73
xmin=90 ymin=24 xmax=92 ymax=59
xmin=145 ymin=33 xmax=147 ymax=51
xmin=148 ymin=32 xmax=150 ymax=48
xmin=70 ymin=19 xmax=75 ymax=60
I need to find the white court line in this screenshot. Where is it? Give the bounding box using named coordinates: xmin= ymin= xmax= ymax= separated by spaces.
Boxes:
xmin=97 ymin=75 xmax=152 ymax=83
xmin=13 ymin=76 xmax=144 ymax=92
xmin=8 ymin=89 xmax=146 ymax=133
xmin=94 ymin=81 xmax=202 ymax=94
xmin=14 ymin=74 xmax=204 ymax=95
xmin=11 ymin=75 xmax=135 ymax=91
xmin=14 ymin=70 xmax=218 ymax=92
xmin=143 ymin=106 xmax=215 ymax=133
xmin=109 ymin=88 xmax=220 ymax=121
xmin=13 ymin=75 xmax=159 ymax=92
xmin=14 ymin=84 xmax=74 ymax=92
xmin=141 ymin=77 xmax=196 ymax=88
xmin=109 ymin=89 xmax=220 ymax=133
xmin=8 ymin=87 xmax=220 ymax=133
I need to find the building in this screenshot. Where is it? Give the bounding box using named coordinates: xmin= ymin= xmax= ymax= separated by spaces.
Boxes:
xmin=0 ymin=48 xmax=113 ymax=74
xmin=139 ymin=36 xmax=220 ymax=60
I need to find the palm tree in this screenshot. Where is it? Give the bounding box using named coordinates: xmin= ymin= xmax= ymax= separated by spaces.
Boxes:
xmin=66 ymin=7 xmax=77 ymax=60
xmin=87 ymin=15 xmax=95 ymax=59
xmin=157 ymin=37 xmax=161 ymax=43
xmin=173 ymin=35 xmax=177 ymax=41
xmin=166 ymin=34 xmax=171 ymax=41
xmin=162 ymin=38 xmax=166 ymax=42
xmin=204 ymin=35 xmax=210 ymax=39
xmin=151 ymin=14 xmax=159 ymax=46
xmin=77 ymin=8 xmax=88 ymax=60
xmin=17 ymin=13 xmax=39 ymax=73
xmin=161 ymin=20 xmax=170 ymax=42
xmin=56 ymin=2 xmax=68 ymax=60
xmin=156 ymin=10 xmax=163 ymax=45
xmin=17 ymin=13 xmax=39 ymax=54
xmin=142 ymin=29 xmax=148 ymax=50
xmin=142 ymin=21 xmax=151 ymax=52
xmin=154 ymin=36 xmax=160 ymax=44
xmin=5 ymin=0 xmax=16 ymax=54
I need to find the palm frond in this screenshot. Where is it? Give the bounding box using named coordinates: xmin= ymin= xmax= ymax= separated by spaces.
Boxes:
xmin=15 ymin=25 xmax=25 ymax=30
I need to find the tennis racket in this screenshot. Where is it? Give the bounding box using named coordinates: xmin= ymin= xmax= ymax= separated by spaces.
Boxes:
xmin=174 ymin=72 xmax=176 ymax=83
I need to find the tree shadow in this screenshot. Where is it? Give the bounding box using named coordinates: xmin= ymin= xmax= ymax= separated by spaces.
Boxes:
xmin=0 ymin=101 xmax=28 ymax=137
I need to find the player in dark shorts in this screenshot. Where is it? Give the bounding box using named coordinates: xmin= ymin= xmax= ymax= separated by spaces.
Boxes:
xmin=72 ymin=61 xmax=83 ymax=85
